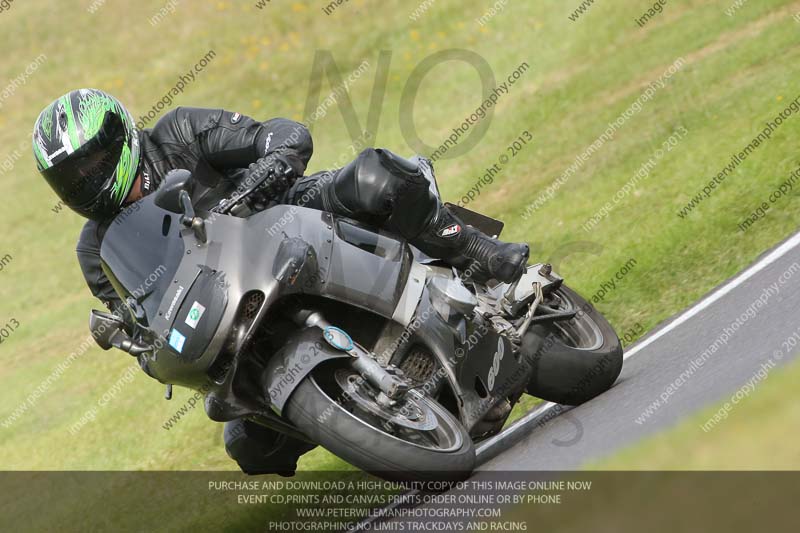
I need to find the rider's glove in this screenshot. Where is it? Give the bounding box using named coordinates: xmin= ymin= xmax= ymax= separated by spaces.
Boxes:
xmin=245 ymin=152 xmax=297 ymax=201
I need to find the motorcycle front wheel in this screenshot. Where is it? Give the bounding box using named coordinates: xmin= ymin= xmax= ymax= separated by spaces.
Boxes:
xmin=284 ymin=361 xmax=475 ymax=482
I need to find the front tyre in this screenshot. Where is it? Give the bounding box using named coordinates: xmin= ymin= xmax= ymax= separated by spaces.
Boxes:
xmin=284 ymin=363 xmax=475 ymax=482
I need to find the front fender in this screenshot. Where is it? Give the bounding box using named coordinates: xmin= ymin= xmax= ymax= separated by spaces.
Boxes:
xmin=263 ymin=327 xmax=351 ymax=414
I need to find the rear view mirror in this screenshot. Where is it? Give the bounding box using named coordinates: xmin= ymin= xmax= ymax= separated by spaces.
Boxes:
xmin=89 ymin=310 xmax=126 ymax=350
xmin=154 ymin=169 xmax=194 ymax=214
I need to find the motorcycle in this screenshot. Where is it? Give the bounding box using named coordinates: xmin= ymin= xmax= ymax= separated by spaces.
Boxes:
xmin=89 ymin=160 xmax=623 ymax=481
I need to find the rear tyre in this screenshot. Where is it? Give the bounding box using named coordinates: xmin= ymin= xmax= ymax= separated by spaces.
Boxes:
xmin=284 ymin=363 xmax=476 ymax=482
xmin=523 ymin=284 xmax=623 ymax=405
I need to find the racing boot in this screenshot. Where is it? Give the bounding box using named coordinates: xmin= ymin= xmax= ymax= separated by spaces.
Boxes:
xmin=412 ymin=205 xmax=529 ymax=284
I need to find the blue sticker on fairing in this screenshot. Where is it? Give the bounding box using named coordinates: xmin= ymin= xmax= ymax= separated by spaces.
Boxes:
xmin=169 ymin=329 xmax=187 ymax=353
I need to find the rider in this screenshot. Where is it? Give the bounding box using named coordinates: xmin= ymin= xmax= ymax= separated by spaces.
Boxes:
xmin=32 ymin=88 xmax=529 ymax=476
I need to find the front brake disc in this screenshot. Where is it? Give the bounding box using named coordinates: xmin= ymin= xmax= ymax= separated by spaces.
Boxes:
xmin=333 ymin=369 xmax=438 ymax=431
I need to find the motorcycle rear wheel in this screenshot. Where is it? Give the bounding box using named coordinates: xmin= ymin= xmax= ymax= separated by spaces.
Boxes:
xmin=522 ymin=284 xmax=623 ymax=405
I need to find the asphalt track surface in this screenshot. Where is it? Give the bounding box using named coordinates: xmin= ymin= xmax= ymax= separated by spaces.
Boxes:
xmin=479 ymin=229 xmax=800 ymax=471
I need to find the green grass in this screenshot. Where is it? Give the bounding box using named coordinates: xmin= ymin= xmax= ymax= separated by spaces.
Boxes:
xmin=1 ymin=0 xmax=799 ymax=482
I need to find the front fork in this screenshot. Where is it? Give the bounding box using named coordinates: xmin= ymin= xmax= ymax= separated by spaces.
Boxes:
xmin=292 ymin=310 xmax=410 ymax=401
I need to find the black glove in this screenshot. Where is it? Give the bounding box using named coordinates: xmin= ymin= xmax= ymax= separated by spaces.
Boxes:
xmin=246 ymin=152 xmax=297 ymax=200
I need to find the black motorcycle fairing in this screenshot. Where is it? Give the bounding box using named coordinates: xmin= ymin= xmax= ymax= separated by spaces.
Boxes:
xmin=166 ymin=267 xmax=229 ymax=362
xmin=100 ymin=199 xmax=185 ymax=326
xmin=101 ymin=191 xmax=414 ymax=404
xmin=335 ymin=219 xmax=405 ymax=261
xmin=324 ymin=218 xmax=412 ymax=318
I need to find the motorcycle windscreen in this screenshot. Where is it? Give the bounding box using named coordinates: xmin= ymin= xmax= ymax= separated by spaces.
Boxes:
xmin=100 ymin=196 xmax=185 ymax=325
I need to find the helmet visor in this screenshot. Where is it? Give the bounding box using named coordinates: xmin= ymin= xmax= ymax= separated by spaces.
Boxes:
xmin=41 ymin=111 xmax=126 ymax=208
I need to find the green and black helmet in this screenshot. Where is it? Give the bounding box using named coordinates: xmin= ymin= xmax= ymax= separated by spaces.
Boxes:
xmin=32 ymin=89 xmax=140 ymax=221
